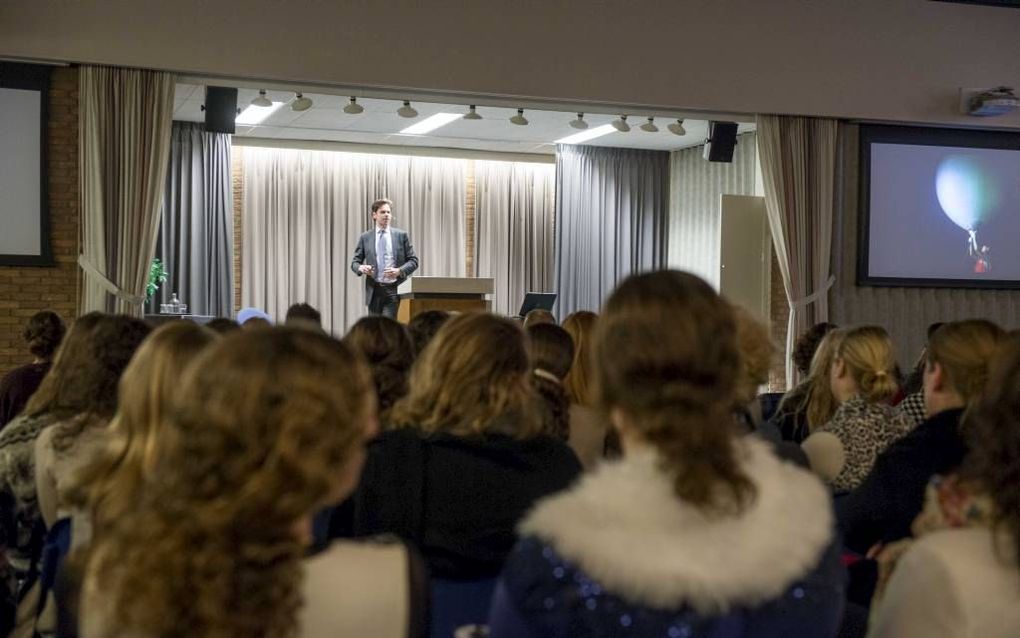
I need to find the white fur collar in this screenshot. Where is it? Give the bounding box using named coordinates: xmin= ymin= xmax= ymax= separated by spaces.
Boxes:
xmin=520 ymin=437 xmax=833 ymax=613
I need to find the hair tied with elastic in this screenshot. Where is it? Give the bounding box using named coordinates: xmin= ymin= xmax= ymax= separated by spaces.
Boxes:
xmin=874 ymin=370 xmax=888 ymax=378
xmin=533 ymin=368 xmax=561 ymax=385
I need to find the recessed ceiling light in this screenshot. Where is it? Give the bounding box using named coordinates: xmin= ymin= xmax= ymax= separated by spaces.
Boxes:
xmin=397 ymin=101 xmax=418 ymax=118
xmin=400 ymin=112 xmax=463 ymax=135
xmin=667 ymin=119 xmax=687 ymax=136
xmin=236 ymin=101 xmax=284 ymax=125
xmin=640 ymin=117 xmax=658 ymax=133
xmin=611 ymin=115 xmax=630 ymax=133
xmin=291 ymin=93 xmax=313 ymax=112
xmin=463 ymin=105 xmax=482 ymax=120
xmin=555 ymin=124 xmax=616 ymax=145
xmin=344 ymin=97 xmax=364 ymax=114
xmin=510 ymin=108 xmax=529 ymax=126
xmin=569 ymin=113 xmax=589 ymax=130
xmin=250 ymin=89 xmax=272 ymax=107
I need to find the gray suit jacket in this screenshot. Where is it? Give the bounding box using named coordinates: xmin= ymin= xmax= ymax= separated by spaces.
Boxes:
xmin=350 ymin=227 xmax=419 ymax=306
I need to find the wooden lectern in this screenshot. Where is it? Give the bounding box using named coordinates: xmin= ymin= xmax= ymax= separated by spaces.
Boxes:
xmin=395 ymin=276 xmax=494 ymax=323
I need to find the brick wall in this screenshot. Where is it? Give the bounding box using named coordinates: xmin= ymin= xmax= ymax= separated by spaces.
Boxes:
xmin=464 ymin=161 xmax=475 ymax=277
xmin=769 ymin=251 xmax=789 ymax=390
xmin=0 ymin=67 xmax=79 ymax=376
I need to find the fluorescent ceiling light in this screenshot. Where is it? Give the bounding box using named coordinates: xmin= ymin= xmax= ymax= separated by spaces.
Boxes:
xmin=555 ymin=124 xmax=616 ymax=145
xmin=236 ymin=101 xmax=284 ymax=125
xmin=400 ymin=112 xmax=462 ymax=135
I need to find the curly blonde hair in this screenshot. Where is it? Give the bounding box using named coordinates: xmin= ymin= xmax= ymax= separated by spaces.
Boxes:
xmin=83 ymin=328 xmax=374 ymax=638
xmin=390 ymin=312 xmax=541 ymax=439
xmin=65 ymin=322 xmax=218 ymax=529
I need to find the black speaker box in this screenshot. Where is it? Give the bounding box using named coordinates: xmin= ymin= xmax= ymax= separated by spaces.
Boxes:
xmin=703 ymin=121 xmax=739 ymax=163
xmin=203 ymin=86 xmax=238 ymax=134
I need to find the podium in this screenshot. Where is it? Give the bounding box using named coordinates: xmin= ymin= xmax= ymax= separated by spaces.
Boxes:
xmin=396 ymin=276 xmax=494 ymax=323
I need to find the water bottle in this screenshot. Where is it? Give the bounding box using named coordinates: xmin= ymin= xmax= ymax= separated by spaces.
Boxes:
xmin=170 ymin=292 xmax=181 ymax=314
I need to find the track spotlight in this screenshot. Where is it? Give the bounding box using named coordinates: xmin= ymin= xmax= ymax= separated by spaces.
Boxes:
xmin=569 ymin=113 xmax=589 ymax=130
xmin=251 ymin=90 xmax=272 ymax=107
xmin=611 ymin=115 xmax=630 ymax=132
xmin=291 ymin=93 xmax=313 ymax=112
xmin=667 ymin=119 xmax=687 ymax=136
xmin=397 ymin=101 xmax=418 ymax=118
xmin=463 ymin=105 xmax=482 ymax=120
xmin=510 ymin=108 xmax=529 ymax=126
xmin=343 ymin=97 xmax=364 ymax=114
xmin=640 ymin=117 xmax=659 ymax=133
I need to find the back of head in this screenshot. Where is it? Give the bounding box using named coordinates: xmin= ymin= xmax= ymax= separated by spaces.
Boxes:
xmin=928 ymin=319 xmax=1005 ymax=407
xmin=835 ymin=326 xmax=898 ymax=404
xmin=236 ymin=307 xmax=272 ymax=326
xmin=25 ymin=313 xmax=150 ymax=420
xmin=205 ymin=317 xmax=240 ymax=334
xmin=392 ymin=312 xmax=539 ymax=438
xmin=285 ymin=302 xmax=321 ymax=329
xmin=344 ymin=316 xmax=414 ymax=418
xmin=562 ymin=311 xmax=598 ymax=405
xmin=407 ymin=310 xmax=450 ymax=359
xmin=527 ymin=323 xmax=575 ymax=440
xmin=23 ymin=311 xmax=66 ymax=360
xmin=523 ymin=308 xmax=555 ymax=329
xmin=595 ymin=270 xmax=754 ymax=513
xmin=88 ymin=328 xmax=373 ymax=637
xmin=805 ymin=328 xmax=846 ymax=429
xmin=731 ymin=305 xmax=776 ymax=405
xmin=792 ymin=322 xmax=838 ymax=377
xmin=72 ymin=322 xmax=218 ymax=523
xmin=963 ymin=332 xmax=1020 ymax=569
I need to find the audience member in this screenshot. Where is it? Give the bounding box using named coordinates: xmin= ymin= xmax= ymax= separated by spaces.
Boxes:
xmin=80 ymin=329 xmax=423 ymax=638
xmin=285 ymin=302 xmax=322 ymax=330
xmin=406 ymin=310 xmax=450 ymax=359
xmin=868 ymin=330 xmax=1020 ymax=637
xmin=896 ymin=322 xmax=946 ymax=427
xmin=344 ymin=317 xmax=414 ymax=423
xmin=561 ymin=311 xmax=610 ymax=468
xmin=522 ymin=308 xmax=555 ymax=329
xmin=770 ymin=328 xmax=845 ymax=444
xmin=204 ymin=317 xmax=240 ymax=334
xmin=0 ymin=312 xmax=66 ymax=429
xmin=489 ymin=271 xmax=844 ymax=637
xmin=236 ymin=307 xmax=272 ymax=328
xmin=526 ymin=323 xmax=574 ymax=441
xmin=801 ymin=326 xmax=911 ymax=491
xmin=837 ymin=319 xmax=1005 ymax=554
xmin=341 ymin=313 xmax=581 ymax=579
xmin=794 ymin=322 xmax=840 ymax=377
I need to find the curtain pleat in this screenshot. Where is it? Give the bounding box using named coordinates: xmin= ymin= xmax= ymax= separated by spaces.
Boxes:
xmin=554 ymin=145 xmax=669 ymax=318
xmin=474 ymin=161 xmax=555 ymax=315
xmin=241 ymin=147 xmax=465 ymax=335
xmin=79 ymin=66 xmax=175 ymax=315
xmin=148 ymin=122 xmax=233 ymax=317
xmin=757 ymin=115 xmax=839 ymax=387
xmin=667 ymin=133 xmax=757 ymax=288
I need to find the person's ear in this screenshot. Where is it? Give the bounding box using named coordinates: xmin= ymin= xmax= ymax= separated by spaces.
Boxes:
xmin=930 ymin=361 xmax=947 ymax=393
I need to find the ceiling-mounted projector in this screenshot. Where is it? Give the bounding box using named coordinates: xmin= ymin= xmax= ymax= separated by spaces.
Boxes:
xmin=967 ymin=86 xmax=1019 ymax=117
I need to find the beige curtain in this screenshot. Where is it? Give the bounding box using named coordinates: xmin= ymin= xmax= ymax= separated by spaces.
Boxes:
xmin=757 ymin=115 xmax=839 ymax=387
xmin=241 ymin=146 xmax=465 ymax=335
xmin=79 ymin=66 xmax=175 ymax=315
xmin=474 ymin=160 xmax=555 ymax=316
xmin=667 ymin=132 xmax=758 ymax=288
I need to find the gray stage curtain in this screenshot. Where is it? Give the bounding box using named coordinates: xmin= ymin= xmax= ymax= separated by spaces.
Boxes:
xmin=241 ymin=147 xmax=465 ymax=335
xmin=474 ymin=160 xmax=556 ymax=316
xmin=554 ymin=145 xmax=670 ymax=318
xmin=148 ymin=121 xmax=234 ymax=316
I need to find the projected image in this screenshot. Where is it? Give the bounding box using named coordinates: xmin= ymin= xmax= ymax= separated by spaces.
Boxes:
xmin=867 ymin=142 xmax=1020 ymax=284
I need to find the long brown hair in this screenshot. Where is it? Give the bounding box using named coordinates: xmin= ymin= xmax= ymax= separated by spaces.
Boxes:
xmin=84 ymin=328 xmax=374 ymax=638
xmin=562 ymin=311 xmax=598 ymax=406
xmin=67 ymin=322 xmax=218 ymax=530
xmin=344 ymin=316 xmax=414 ymax=421
xmin=391 ymin=312 xmax=541 ymax=439
xmin=527 ymin=323 xmax=575 ymax=440
xmin=22 ymin=312 xmax=104 ymax=419
xmin=961 ymin=331 xmax=1020 ymax=570
xmin=595 ymin=270 xmax=755 ymax=514
xmin=927 ymin=319 xmax=1005 ymax=411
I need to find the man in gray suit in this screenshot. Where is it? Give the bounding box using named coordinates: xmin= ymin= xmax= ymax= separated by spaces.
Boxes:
xmin=350 ymin=198 xmax=419 ymax=318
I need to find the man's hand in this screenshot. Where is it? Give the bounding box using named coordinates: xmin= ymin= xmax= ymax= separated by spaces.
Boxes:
xmin=383 ymin=267 xmax=401 ymax=278
xmin=359 ymin=264 xmax=374 ymax=276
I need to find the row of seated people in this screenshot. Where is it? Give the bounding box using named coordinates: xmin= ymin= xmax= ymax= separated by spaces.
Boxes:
xmin=0 ymin=271 xmax=1015 ymax=637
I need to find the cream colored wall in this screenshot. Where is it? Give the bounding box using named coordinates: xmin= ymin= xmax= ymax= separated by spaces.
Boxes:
xmin=2 ymin=1 xmax=1019 ymax=127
